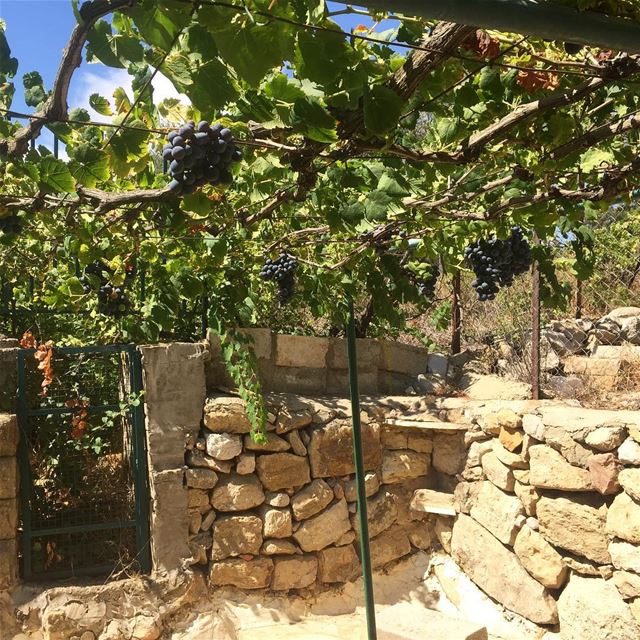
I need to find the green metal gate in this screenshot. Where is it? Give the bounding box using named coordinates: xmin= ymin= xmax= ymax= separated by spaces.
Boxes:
xmin=17 ymin=344 xmax=151 ymax=580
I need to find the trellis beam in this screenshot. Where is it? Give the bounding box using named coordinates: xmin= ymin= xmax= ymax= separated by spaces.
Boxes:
xmin=354 ymin=0 xmax=640 ymax=54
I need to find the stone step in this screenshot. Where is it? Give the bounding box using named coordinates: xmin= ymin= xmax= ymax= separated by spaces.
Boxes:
xmin=237 ymin=604 xmax=487 ymax=640
xmin=384 ymin=418 xmax=467 ymax=432
xmin=376 ymin=602 xmax=488 ymax=640
xmin=410 ymin=489 xmax=456 ymax=516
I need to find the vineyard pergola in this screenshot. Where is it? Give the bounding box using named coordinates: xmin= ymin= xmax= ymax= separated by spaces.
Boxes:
xmin=2 ymin=1 xmax=640 ymax=636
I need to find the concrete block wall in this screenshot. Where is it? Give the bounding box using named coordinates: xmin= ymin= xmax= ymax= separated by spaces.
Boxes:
xmin=205 ymin=328 xmax=435 ymax=395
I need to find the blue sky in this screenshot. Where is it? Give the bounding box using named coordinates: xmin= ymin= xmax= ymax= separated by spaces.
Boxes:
xmin=0 ymin=1 xmax=390 ymax=149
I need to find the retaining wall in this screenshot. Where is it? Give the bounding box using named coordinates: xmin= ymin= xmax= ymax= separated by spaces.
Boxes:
xmin=205 ymin=328 xmax=445 ymax=395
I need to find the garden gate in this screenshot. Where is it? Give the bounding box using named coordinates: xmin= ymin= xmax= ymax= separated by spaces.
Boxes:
xmin=16 ymin=344 xmax=151 ymax=580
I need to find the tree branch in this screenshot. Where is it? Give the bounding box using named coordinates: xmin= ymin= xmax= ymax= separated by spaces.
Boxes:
xmin=2 ymin=0 xmax=135 ymax=157
xmin=552 ymin=112 xmax=640 ymax=160
xmin=76 ymin=185 xmax=173 ymax=214
xmin=459 ymin=58 xmax=640 ymax=161
xmin=339 ymin=22 xmax=476 ymax=139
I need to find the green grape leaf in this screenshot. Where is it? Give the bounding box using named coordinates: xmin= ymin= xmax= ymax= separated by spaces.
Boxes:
xmin=68 ymin=145 xmax=109 ymax=188
xmin=86 ymin=20 xmax=125 ymax=68
xmin=39 ymin=157 xmax=75 ymax=193
xmin=181 ymin=192 xmax=213 ymax=216
xmin=89 ymin=93 xmax=112 ymax=116
xmin=363 ymin=85 xmax=403 ymax=136
xmin=291 ymin=97 xmax=337 ymax=142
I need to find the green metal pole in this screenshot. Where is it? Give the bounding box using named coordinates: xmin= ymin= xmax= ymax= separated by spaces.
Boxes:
xmin=346 ymin=296 xmax=377 ymax=640
xmin=354 ymin=0 xmax=640 ymax=54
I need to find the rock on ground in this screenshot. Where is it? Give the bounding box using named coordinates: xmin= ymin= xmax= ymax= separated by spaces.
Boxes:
xmin=451 ymin=514 xmax=558 ymax=625
xmin=558 ymin=574 xmax=640 ymax=640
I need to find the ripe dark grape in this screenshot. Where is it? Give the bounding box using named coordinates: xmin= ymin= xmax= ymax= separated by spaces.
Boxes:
xmin=464 ymin=226 xmax=532 ymax=302
xmin=163 ymin=120 xmax=242 ymax=194
xmin=82 ymin=260 xmax=132 ymax=317
xmin=414 ymin=264 xmax=439 ymax=299
xmin=260 ymin=252 xmax=299 ymax=305
xmin=564 ymin=42 xmax=583 ymax=56
xmin=0 ymin=214 xmax=22 ymax=236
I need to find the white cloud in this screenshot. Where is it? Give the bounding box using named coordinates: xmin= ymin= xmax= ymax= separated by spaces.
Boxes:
xmin=69 ymin=66 xmax=190 ymax=122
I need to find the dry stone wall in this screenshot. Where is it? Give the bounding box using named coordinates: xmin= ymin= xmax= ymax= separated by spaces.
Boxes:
xmin=427 ymin=397 xmax=640 ymax=638
xmin=186 ymin=393 xmax=436 ymax=592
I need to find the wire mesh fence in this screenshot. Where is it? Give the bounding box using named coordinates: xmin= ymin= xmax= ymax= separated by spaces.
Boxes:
xmin=17 ymin=345 xmax=151 ymax=581
xmin=419 ymin=211 xmax=640 ymax=402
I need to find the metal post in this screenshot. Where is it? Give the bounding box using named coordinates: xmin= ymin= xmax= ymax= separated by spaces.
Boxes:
xmin=531 ymin=235 xmax=541 ymax=400
xmin=346 ymin=296 xmax=377 ymax=640
xmin=53 ymin=136 xmax=59 ymax=159
xmin=128 ymin=345 xmax=152 ymax=573
xmin=201 ymin=293 xmax=209 ymax=339
xmin=575 ymin=278 xmax=583 ymax=320
xmin=451 ymin=270 xmax=461 ymax=355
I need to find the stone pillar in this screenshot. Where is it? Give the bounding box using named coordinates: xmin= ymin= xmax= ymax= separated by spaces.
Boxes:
xmin=140 ymin=343 xmax=207 ymax=574
xmin=0 ymin=414 xmax=19 ymax=590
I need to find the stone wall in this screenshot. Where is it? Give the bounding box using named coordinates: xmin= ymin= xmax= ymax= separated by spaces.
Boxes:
xmin=205 ymin=328 xmax=444 ymax=395
xmin=0 ymin=414 xmax=18 ymax=591
xmin=139 ymin=342 xmax=208 ymax=573
xmin=184 ymin=393 xmax=436 ymax=591
xmin=426 ymin=397 xmax=640 ymax=638
xmin=180 ymin=388 xmax=640 ymax=636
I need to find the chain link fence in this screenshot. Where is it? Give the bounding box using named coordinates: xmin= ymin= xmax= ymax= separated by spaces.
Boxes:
xmin=408 ymin=208 xmax=640 ymax=403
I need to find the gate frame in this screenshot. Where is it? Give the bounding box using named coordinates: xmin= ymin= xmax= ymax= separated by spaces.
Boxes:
xmin=16 ymin=344 xmax=151 ymax=580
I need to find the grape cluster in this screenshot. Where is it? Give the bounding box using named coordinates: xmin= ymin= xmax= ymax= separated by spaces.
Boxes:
xmin=564 ymin=42 xmax=583 ymax=56
xmin=81 ymin=260 xmax=132 ymax=317
xmin=260 ymin=253 xmax=298 ymax=305
xmin=464 ymin=227 xmax=532 ymax=301
xmin=0 ymin=214 xmax=22 ymax=236
xmin=163 ymin=120 xmax=242 ymax=194
xmin=97 ymin=284 xmax=130 ymax=317
xmin=414 ymin=265 xmax=439 ymax=299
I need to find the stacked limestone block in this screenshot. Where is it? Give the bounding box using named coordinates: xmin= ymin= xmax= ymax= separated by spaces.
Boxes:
xmin=185 ymin=394 xmax=433 ymax=592
xmin=428 ymin=398 xmax=640 ymax=638
xmin=0 ymin=414 xmax=18 ymax=591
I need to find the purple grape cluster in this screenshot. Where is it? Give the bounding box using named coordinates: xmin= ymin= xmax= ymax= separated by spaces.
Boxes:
xmin=0 ymin=214 xmax=22 ymax=236
xmin=464 ymin=226 xmax=532 ymax=301
xmin=260 ymin=252 xmax=298 ymax=305
xmin=162 ymin=120 xmax=242 ymax=194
